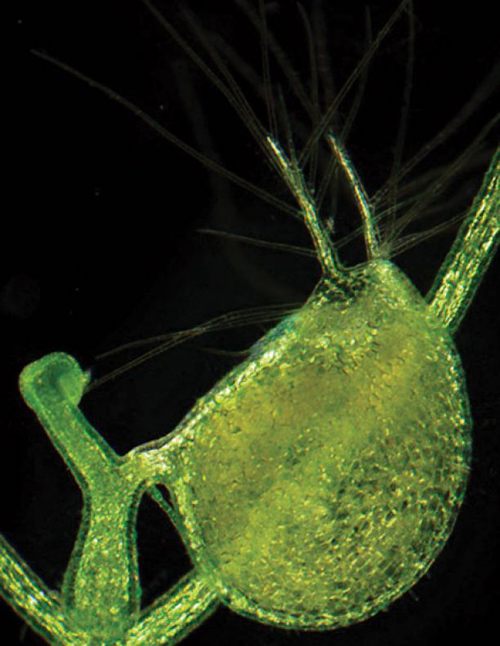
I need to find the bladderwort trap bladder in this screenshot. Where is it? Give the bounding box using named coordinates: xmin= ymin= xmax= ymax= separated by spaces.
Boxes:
xmin=3 ymin=1 xmax=499 ymax=645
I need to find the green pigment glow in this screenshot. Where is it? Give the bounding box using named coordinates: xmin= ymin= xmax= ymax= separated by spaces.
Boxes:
xmin=161 ymin=260 xmax=472 ymax=628
xmin=1 ymin=1 xmax=499 ymax=645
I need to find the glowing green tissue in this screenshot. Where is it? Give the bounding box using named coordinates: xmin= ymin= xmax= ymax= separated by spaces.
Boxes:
xmin=1 ymin=144 xmax=497 ymax=646
xmin=1 ymin=0 xmax=498 ymax=639
xmin=0 ymin=144 xmax=497 ymax=644
xmin=156 ymin=260 xmax=471 ymax=628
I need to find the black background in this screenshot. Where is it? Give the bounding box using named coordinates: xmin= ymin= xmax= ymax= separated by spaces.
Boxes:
xmin=3 ymin=1 xmax=499 ymax=645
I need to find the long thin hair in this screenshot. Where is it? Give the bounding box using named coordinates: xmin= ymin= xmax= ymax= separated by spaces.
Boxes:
xmin=3 ymin=2 xmax=499 ymax=645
